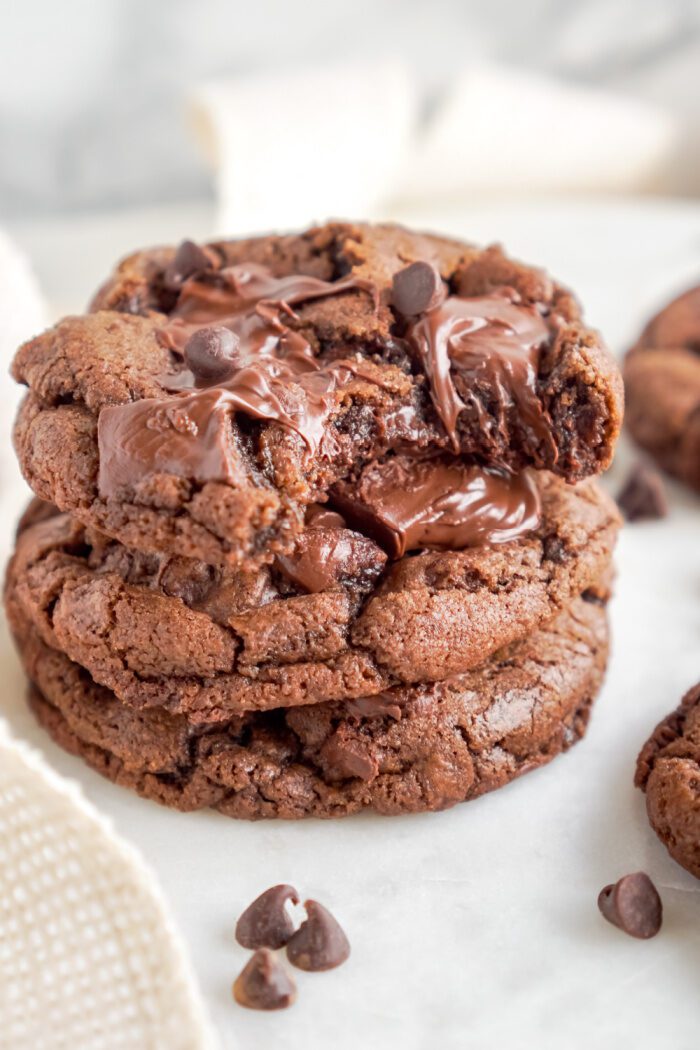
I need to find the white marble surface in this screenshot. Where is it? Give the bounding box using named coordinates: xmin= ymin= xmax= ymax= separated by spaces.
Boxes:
xmin=2 ymin=199 xmax=700 ymax=1049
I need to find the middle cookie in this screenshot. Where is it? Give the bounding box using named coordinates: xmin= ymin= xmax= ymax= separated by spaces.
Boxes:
xmin=6 ymin=471 xmax=619 ymax=723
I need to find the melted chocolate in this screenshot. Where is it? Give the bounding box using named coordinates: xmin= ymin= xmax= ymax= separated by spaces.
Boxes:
xmin=98 ymin=266 xmax=379 ymax=497
xmin=345 ymin=694 xmax=403 ymax=720
xmin=332 ymin=456 xmax=541 ymax=558
xmin=274 ymin=505 xmax=387 ymax=593
xmin=405 ymin=288 xmax=552 ymax=453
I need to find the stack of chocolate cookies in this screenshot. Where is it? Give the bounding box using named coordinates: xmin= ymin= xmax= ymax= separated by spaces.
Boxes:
xmin=4 ymin=223 xmax=623 ymax=819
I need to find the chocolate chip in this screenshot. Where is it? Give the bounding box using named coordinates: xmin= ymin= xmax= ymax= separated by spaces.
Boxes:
xmin=616 ymin=463 xmax=668 ymax=522
xmin=184 ymin=326 xmax=241 ymax=383
xmin=232 ymin=949 xmax=296 ymax=1010
xmin=598 ymin=872 xmax=662 ymax=939
xmin=164 ymin=239 xmax=216 ymax=290
xmin=391 ymin=261 xmax=446 ymax=317
xmin=286 ymin=900 xmax=350 ymax=971
xmin=542 ymin=534 xmax=567 ymax=563
xmin=235 ymin=884 xmax=299 ymax=950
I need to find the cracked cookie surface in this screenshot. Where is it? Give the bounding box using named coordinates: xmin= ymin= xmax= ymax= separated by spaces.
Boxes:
xmin=16 ymin=594 xmax=609 ymax=820
xmin=6 ymin=474 xmax=619 ymax=721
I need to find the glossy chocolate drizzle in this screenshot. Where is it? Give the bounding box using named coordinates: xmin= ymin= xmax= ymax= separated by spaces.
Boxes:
xmin=405 ymin=287 xmax=553 ymax=454
xmin=98 ymin=264 xmax=379 ymax=496
xmin=97 ymin=252 xmax=545 ymax=558
xmin=332 ymin=455 xmax=541 ymax=559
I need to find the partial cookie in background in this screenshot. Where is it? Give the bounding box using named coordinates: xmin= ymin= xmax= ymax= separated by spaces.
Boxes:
xmin=15 ymin=594 xmax=609 ymax=820
xmin=5 ymin=475 xmax=619 ymax=721
xmin=12 ymin=223 xmax=623 ymax=568
xmin=636 ymin=682 xmax=700 ymax=880
xmin=624 ymin=284 xmax=700 ymax=493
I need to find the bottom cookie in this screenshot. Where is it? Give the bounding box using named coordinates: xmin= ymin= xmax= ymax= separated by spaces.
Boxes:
xmin=636 ymin=683 xmax=700 ymax=879
xmin=17 ymin=593 xmax=609 ymax=820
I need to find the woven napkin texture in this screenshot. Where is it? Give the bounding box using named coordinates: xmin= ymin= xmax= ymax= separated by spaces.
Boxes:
xmin=0 ymin=722 xmax=217 ymax=1050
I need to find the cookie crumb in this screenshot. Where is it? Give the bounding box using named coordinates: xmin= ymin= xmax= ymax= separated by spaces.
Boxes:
xmin=597 ymin=872 xmax=662 ymax=939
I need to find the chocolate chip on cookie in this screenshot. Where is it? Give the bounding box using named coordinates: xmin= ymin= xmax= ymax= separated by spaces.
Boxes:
xmin=236 ymin=885 xmax=299 ymax=950
xmin=164 ymin=238 xmax=217 ymax=290
xmin=616 ymin=463 xmax=668 ymax=522
xmin=597 ymin=873 xmax=662 ymax=939
xmin=391 ymin=261 xmax=446 ymax=316
xmin=286 ymin=901 xmax=350 ymax=971
xmin=233 ymin=949 xmax=296 ymax=1010
xmin=184 ymin=326 xmax=241 ymax=383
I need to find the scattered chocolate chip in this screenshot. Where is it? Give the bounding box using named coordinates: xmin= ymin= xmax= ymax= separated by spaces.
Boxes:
xmin=184 ymin=326 xmax=241 ymax=383
xmin=597 ymin=872 xmax=662 ymax=939
xmin=232 ymin=949 xmax=296 ymax=1010
xmin=616 ymin=463 xmax=668 ymax=522
xmin=235 ymin=884 xmax=300 ymax=950
xmin=286 ymin=900 xmax=350 ymax=971
xmin=391 ymin=261 xmax=445 ymax=317
xmin=164 ymin=239 xmax=216 ymax=290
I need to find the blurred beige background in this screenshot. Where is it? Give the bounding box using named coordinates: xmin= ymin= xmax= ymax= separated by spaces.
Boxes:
xmin=1 ymin=0 xmax=700 ymax=221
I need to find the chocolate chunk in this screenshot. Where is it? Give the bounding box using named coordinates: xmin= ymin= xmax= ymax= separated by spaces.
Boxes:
xmin=232 ymin=949 xmax=296 ymax=1010
xmin=164 ymin=239 xmax=216 ymax=290
xmin=320 ymin=732 xmax=379 ymax=782
xmin=543 ymin=534 xmax=568 ymax=564
xmin=184 ymin=326 xmax=241 ymax=384
xmin=332 ymin=455 xmax=541 ymax=559
xmin=286 ymin=900 xmax=350 ymax=971
xmin=391 ymin=261 xmax=445 ymax=317
xmin=275 ymin=526 xmax=387 ymax=594
xmin=235 ymin=884 xmax=299 ymax=950
xmin=616 ymin=463 xmax=668 ymax=522
xmin=597 ymin=872 xmax=662 ymax=939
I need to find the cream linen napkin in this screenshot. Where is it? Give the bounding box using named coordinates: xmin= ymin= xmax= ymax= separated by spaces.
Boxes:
xmin=0 ymin=722 xmax=216 ymax=1050
xmin=190 ymin=59 xmax=679 ymax=235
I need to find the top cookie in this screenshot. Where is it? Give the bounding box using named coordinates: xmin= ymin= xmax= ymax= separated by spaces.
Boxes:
xmin=12 ymin=222 xmax=623 ymax=567
xmin=624 ymin=283 xmax=700 ymax=491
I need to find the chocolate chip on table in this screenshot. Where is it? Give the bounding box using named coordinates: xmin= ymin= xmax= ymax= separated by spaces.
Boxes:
xmin=286 ymin=900 xmax=350 ymax=971
xmin=236 ymin=884 xmax=300 ymax=950
xmin=233 ymin=949 xmax=297 ymax=1010
xmin=164 ymin=238 xmax=217 ymax=290
xmin=184 ymin=326 xmax=241 ymax=383
xmin=597 ymin=872 xmax=663 ymax=939
xmin=616 ymin=463 xmax=668 ymax=522
xmin=391 ymin=261 xmax=446 ymax=317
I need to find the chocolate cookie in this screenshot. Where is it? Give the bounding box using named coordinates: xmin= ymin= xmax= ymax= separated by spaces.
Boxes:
xmin=624 ymin=284 xmax=700 ymax=492
xmin=12 ymin=222 xmax=623 ymax=568
xmin=5 ymin=474 xmax=619 ymax=721
xmin=16 ymin=595 xmax=609 ymax=819
xmin=635 ymin=682 xmax=700 ymax=879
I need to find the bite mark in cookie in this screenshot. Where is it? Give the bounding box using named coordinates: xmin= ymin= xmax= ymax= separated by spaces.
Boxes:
xmin=12 ymin=222 xmax=623 ymax=568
